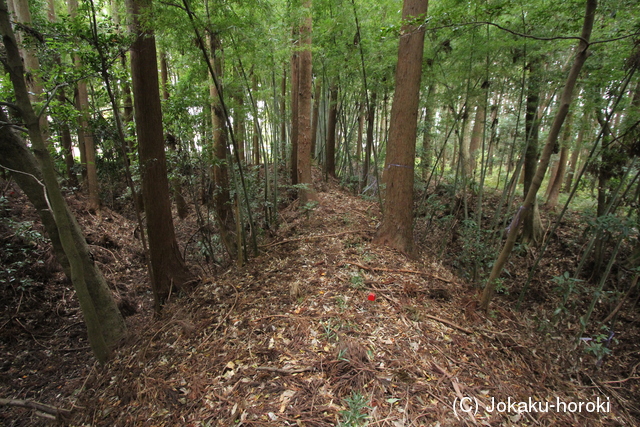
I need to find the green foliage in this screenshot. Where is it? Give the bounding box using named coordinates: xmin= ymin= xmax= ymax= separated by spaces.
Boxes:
xmin=349 ymin=271 xmax=365 ymax=289
xmin=581 ymin=328 xmax=617 ymax=364
xmin=552 ymin=271 xmax=586 ymax=322
xmin=338 ymin=392 xmax=370 ymax=427
xmin=0 ymin=197 xmax=45 ymax=292
xmin=456 ymin=219 xmax=496 ymax=281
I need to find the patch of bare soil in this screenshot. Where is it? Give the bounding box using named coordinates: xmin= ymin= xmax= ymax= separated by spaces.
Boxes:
xmin=1 ymin=177 xmax=638 ymax=426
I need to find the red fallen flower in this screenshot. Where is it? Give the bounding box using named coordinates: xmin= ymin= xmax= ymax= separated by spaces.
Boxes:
xmin=368 ymin=292 xmax=376 ymax=301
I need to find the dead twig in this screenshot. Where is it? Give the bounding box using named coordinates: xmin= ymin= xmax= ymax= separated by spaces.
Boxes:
xmin=0 ymin=397 xmax=71 ymax=418
xmin=255 ymin=366 xmax=314 ymax=374
xmin=345 ymin=261 xmax=456 ymax=284
xmin=424 ymin=314 xmax=473 ymax=334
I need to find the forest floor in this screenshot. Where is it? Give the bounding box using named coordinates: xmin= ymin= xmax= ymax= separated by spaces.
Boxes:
xmin=1 ymin=173 xmax=639 ymax=426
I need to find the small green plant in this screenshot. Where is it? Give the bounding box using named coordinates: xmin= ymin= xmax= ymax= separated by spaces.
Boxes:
xmin=349 ymin=272 xmax=365 ymax=289
xmin=552 ymin=272 xmax=585 ymax=323
xmin=338 ymin=392 xmax=370 ymax=427
xmin=301 ymin=200 xmax=319 ymax=219
xmin=321 ymin=318 xmax=340 ymax=341
xmin=335 ymin=295 xmax=348 ymax=312
xmin=582 ymin=328 xmax=616 ymax=364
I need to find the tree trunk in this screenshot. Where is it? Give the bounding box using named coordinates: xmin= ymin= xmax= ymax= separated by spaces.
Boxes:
xmin=468 ymin=101 xmax=485 ymax=179
xmin=360 ymin=92 xmax=376 ymax=192
xmin=290 ymin=29 xmax=299 ymax=185
xmin=68 ymin=0 xmax=100 ymax=211
xmin=421 ymin=84 xmax=436 ymax=180
xmin=160 ymin=51 xmax=189 ymax=219
xmin=208 ymin=34 xmax=236 ymax=257
xmin=58 ymin=90 xmax=77 ymax=185
xmin=296 ymin=0 xmax=317 ymax=204
xmin=546 ymin=145 xmax=569 ymax=208
xmin=373 ymin=0 xmax=428 ymax=256
xmin=128 ymin=0 xmax=192 ymax=311
xmin=356 ymin=102 xmax=364 ymax=165
xmin=311 ymin=81 xmax=321 ymax=160
xmin=521 ymin=58 xmax=543 ymax=244
xmin=480 ymin=0 xmax=597 ymax=311
xmin=563 ymin=118 xmax=586 ymax=192
xmin=325 ymin=83 xmax=338 ymax=178
xmin=0 ymin=0 xmax=124 ymax=361
xmin=280 ymin=66 xmax=287 ymax=164
xmin=252 ymin=74 xmax=260 ymax=165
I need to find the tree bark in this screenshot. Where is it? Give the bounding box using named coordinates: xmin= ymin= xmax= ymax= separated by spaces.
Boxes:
xmin=373 ymin=0 xmax=428 ymax=256
xmin=160 ymin=51 xmax=189 ymax=219
xmin=546 ymin=145 xmax=569 ymax=208
xmin=563 ymin=119 xmax=586 ymax=192
xmin=360 ymin=92 xmax=376 ymax=192
xmin=208 ymin=34 xmax=236 ymax=257
xmin=480 ymin=0 xmax=597 ymax=311
xmin=290 ymin=29 xmax=299 ymax=185
xmin=296 ymin=0 xmax=317 ymax=204
xmin=311 ymin=81 xmax=321 ymax=160
xmin=521 ymin=58 xmax=543 ymax=244
xmin=468 ymin=101 xmax=485 ymax=178
xmin=252 ymin=74 xmax=260 ymax=165
xmin=421 ymin=84 xmax=436 ymax=180
xmin=325 ymin=83 xmax=338 ymax=177
xmin=128 ymin=0 xmax=192 ymax=311
xmin=68 ymin=0 xmax=100 ymax=211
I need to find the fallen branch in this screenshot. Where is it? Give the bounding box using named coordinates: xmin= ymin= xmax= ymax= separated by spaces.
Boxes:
xmin=345 ymin=261 xmax=456 ymax=284
xmin=261 ymin=230 xmax=366 ymax=248
xmin=0 ymin=397 xmax=71 ymax=418
xmin=424 ymin=314 xmax=473 ymax=334
xmin=256 ymin=366 xmax=314 ymax=374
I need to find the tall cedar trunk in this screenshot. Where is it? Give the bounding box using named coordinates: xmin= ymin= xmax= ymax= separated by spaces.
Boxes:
xmin=360 ymin=92 xmax=376 ymax=192
xmin=296 ymin=0 xmax=317 ymax=203
xmin=563 ymin=118 xmax=586 ymax=192
xmin=325 ymin=84 xmax=338 ymax=177
xmin=480 ymin=0 xmax=597 ymax=311
xmin=487 ymin=104 xmax=499 ymax=174
xmin=47 ymin=2 xmax=76 ymax=185
xmin=467 ymin=101 xmax=485 ymax=178
xmin=58 ymin=89 xmax=77 ymax=184
xmin=68 ymin=0 xmax=100 ymax=211
xmin=160 ymin=51 xmax=189 ymax=219
xmin=373 ymin=0 xmax=428 ymax=256
xmin=521 ymin=58 xmax=543 ymax=244
xmin=0 ymin=0 xmax=125 ymax=361
xmin=252 ymin=74 xmax=260 ymax=165
xmin=311 ymin=82 xmax=321 ymax=159
xmin=208 ymin=34 xmax=236 ymax=256
xmin=11 ymin=0 xmax=47 ymax=141
xmin=280 ymin=67 xmax=287 ymax=164
xmin=290 ymin=30 xmax=299 ymax=185
xmin=77 ymin=78 xmax=100 ymax=211
xmin=128 ymin=0 xmax=191 ymax=311
xmin=545 ymin=111 xmax=573 ymax=204
xmin=233 ymin=82 xmax=246 ymax=163
xmin=121 ymin=56 xmax=135 ymax=130
xmin=546 ymin=145 xmax=569 ymax=208
xmin=356 ymin=102 xmax=364 ymax=164
xmin=421 ymin=84 xmax=436 ymax=180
